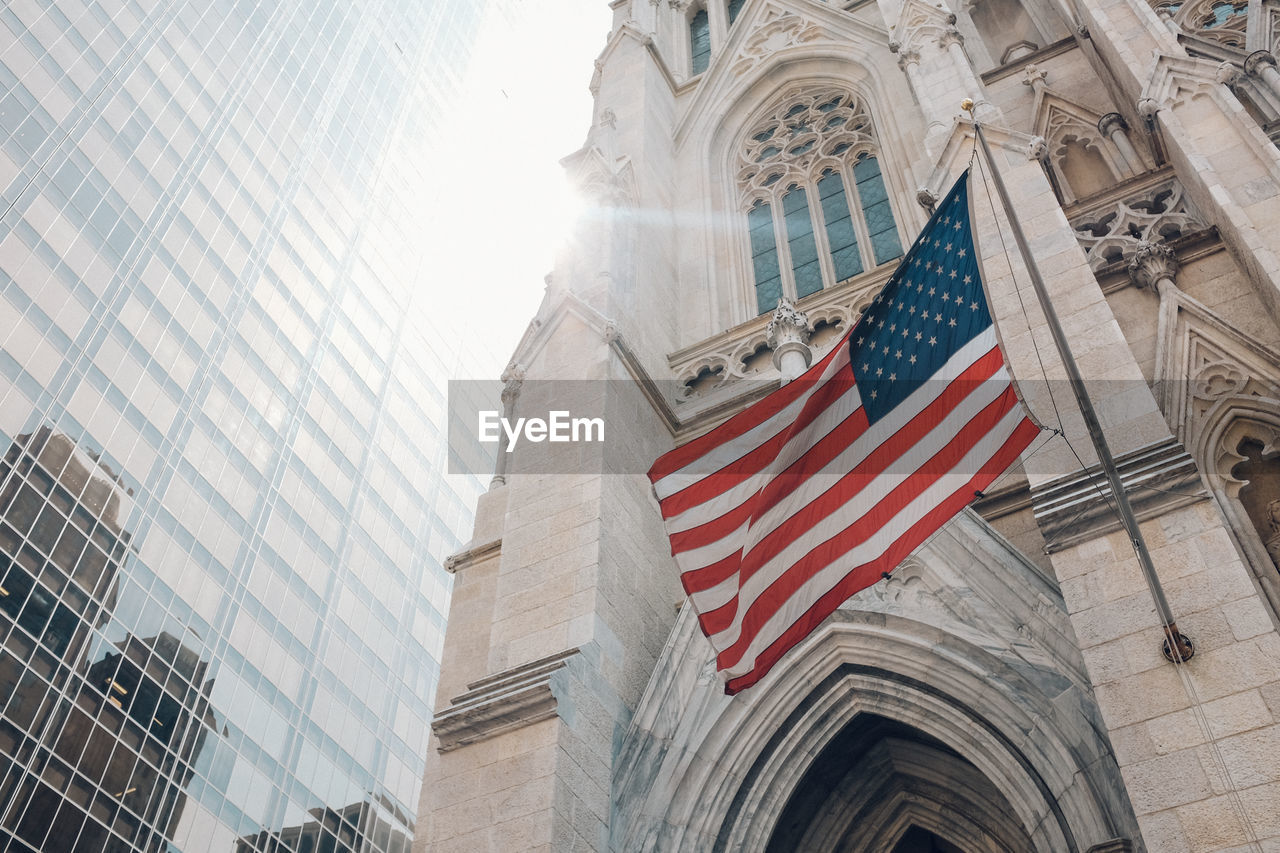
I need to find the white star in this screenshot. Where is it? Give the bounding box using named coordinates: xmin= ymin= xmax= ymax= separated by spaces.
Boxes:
xmin=963 ymin=274 xmax=972 ymax=284
xmin=934 ymin=312 xmax=942 ymax=322
xmin=958 ymin=248 xmax=967 ymax=257
xmin=909 ymin=354 xmax=917 ymax=364
xmin=870 ymin=390 xmax=877 ymax=399
xmin=875 ymin=367 xmax=883 ymax=376
xmin=970 ymin=301 xmax=979 ymax=310
xmin=929 ymin=336 xmax=937 ymax=345
xmin=915 ymin=331 xmax=923 ymax=341
xmin=894 ymin=350 xmax=902 ymax=359
xmin=949 ymin=317 xmax=957 ymax=327
xmin=948 ymin=269 xmax=957 ymax=279
xmin=928 ymin=286 xmax=936 ymax=296
xmin=888 ymin=372 xmax=897 ymax=381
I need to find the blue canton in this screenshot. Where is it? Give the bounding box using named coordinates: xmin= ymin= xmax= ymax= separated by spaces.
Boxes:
xmin=848 ymin=171 xmax=991 ymax=424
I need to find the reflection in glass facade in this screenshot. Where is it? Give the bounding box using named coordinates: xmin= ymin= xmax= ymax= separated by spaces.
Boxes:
xmin=0 ymin=0 xmax=496 ymax=849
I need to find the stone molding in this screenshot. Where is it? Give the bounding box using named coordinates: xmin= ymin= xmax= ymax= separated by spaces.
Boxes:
xmin=1066 ymin=169 xmax=1208 ymax=272
xmin=431 ymin=648 xmax=579 ymax=752
xmin=1031 ymin=437 xmax=1206 ymax=551
xmin=442 ymin=538 xmax=501 ymax=575
xmin=1086 ymin=841 xmax=1134 ymax=853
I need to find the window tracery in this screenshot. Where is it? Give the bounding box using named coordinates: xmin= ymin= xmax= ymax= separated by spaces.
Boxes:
xmin=737 ymin=89 xmax=904 ymax=315
xmin=1149 ymin=0 xmax=1248 ymax=47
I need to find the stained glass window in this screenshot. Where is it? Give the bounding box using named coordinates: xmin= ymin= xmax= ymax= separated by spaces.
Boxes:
xmin=749 ymin=202 xmax=783 ymax=314
xmin=691 ymin=10 xmax=711 ymax=74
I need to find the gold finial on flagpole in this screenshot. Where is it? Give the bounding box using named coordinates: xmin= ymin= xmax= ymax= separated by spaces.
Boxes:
xmin=960 ymin=98 xmax=975 ymax=117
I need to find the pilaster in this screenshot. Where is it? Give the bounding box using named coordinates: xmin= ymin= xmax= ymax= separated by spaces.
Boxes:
xmin=965 ymin=128 xmax=1280 ymax=853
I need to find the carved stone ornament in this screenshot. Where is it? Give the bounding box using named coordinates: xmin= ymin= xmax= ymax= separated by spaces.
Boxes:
xmin=1070 ymin=176 xmax=1207 ymax=271
xmin=500 ymin=364 xmax=526 ymax=407
xmin=766 ymin=298 xmax=812 ymax=344
xmin=1022 ymin=64 xmax=1048 ymax=92
xmin=1026 ymin=135 xmax=1048 ymax=161
xmin=1245 ymin=49 xmax=1279 ymax=77
xmin=1137 ymin=97 xmax=1161 ymax=122
xmin=938 ymin=26 xmax=965 ymax=48
xmin=1126 ymin=239 xmax=1179 ymax=290
xmin=916 ymin=186 xmax=939 ymax=211
xmin=737 ymin=87 xmax=878 ymax=207
xmin=730 ymin=10 xmax=827 ymax=77
xmin=1097 ymin=112 xmax=1128 ymax=137
xmin=1266 ymin=499 xmax=1280 ymax=570
xmin=1216 ymin=60 xmax=1244 ymax=86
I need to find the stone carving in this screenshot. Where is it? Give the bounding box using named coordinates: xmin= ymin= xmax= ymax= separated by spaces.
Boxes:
xmin=1022 ymin=64 xmax=1048 ymax=94
xmin=1026 ymin=135 xmax=1048 ymax=161
xmin=736 ymin=87 xmax=879 ymax=207
xmin=1148 ymin=0 xmax=1247 ymax=47
xmin=1070 ymin=177 xmax=1207 ymax=270
xmin=730 ymin=10 xmax=827 ymax=77
xmin=1126 ymin=239 xmax=1179 ymax=290
xmin=1266 ymin=499 xmax=1280 ymax=569
xmin=766 ymin=298 xmax=814 ymax=378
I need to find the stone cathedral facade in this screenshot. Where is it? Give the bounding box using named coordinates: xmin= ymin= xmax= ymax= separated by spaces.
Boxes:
xmin=415 ymin=0 xmax=1280 ymax=850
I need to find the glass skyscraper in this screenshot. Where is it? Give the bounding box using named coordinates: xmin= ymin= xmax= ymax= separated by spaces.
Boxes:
xmin=0 ymin=0 xmax=497 ymax=849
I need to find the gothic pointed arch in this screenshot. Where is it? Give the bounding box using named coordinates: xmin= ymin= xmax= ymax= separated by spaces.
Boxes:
xmin=1030 ymin=93 xmax=1136 ymax=203
xmin=1154 ymin=283 xmax=1280 ymax=620
xmin=733 ymin=86 xmax=905 ymax=315
xmin=610 ymin=512 xmax=1143 ymax=852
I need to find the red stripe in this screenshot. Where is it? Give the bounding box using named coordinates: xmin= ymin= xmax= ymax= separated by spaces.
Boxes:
xmin=670 ymin=497 xmax=755 ymax=555
xmin=723 ymin=414 xmax=1039 ymax=694
xmin=735 ymin=348 xmax=1005 ymax=584
xmin=656 ymin=352 xmax=855 ymax=519
xmin=646 ymin=333 xmax=848 ymax=484
xmin=716 ymin=386 xmax=1022 ymax=663
xmin=657 ymin=428 xmax=790 ymax=520
xmin=680 ymin=549 xmax=742 ymax=595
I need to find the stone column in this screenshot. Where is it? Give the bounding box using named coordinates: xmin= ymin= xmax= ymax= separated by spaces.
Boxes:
xmin=1098 ymin=112 xmax=1142 ymax=174
xmin=1126 ymin=239 xmax=1179 ymax=294
xmin=1155 ymin=5 xmax=1180 ymax=36
xmin=1022 ymin=64 xmax=1048 ymax=98
xmin=489 ymin=365 xmax=524 ymax=488
xmin=939 ymin=26 xmax=994 ymax=119
xmin=766 ymin=298 xmax=813 ymax=381
xmin=1245 ymin=50 xmax=1280 ymax=102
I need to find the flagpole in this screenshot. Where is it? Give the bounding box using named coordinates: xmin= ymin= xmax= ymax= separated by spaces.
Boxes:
xmin=966 ymin=106 xmax=1194 ymax=663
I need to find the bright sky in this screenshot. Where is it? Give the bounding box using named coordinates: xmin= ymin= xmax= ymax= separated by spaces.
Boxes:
xmin=424 ymin=1 xmax=613 ymax=377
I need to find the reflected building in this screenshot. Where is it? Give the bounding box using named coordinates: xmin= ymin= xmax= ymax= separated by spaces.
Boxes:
xmin=0 ymin=0 xmax=496 ymax=849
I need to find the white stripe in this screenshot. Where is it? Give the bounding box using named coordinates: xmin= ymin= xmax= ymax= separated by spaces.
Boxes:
xmin=718 ymin=406 xmax=1029 ymax=674
xmin=709 ymin=383 xmax=1019 ymax=654
xmin=665 ymin=378 xmax=862 ymax=536
xmin=652 ymin=346 xmax=851 ymax=501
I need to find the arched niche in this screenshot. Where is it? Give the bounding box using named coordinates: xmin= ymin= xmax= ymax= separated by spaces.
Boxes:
xmin=764 ymin=715 xmax=1033 ymax=852
xmin=1197 ymin=399 xmax=1280 ymax=620
xmin=644 ymin=615 xmax=1141 ymax=853
xmin=692 ymin=58 xmax=922 ymax=331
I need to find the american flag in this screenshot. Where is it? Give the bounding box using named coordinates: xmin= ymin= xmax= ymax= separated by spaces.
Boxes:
xmin=647 ymin=171 xmax=1040 ymax=694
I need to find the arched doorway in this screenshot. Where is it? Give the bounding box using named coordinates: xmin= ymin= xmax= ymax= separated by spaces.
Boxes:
xmin=765 ymin=715 xmax=1031 ymax=852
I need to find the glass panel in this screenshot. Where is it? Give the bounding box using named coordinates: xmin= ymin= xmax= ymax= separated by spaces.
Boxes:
xmin=728 ymin=0 xmax=746 ymax=24
xmin=748 ymin=203 xmax=783 ymax=314
xmin=853 ymin=156 xmax=904 ymax=263
xmin=690 ymin=11 xmax=711 ymax=74
xmin=783 ymin=187 xmax=823 ymax=299
xmin=817 ymin=172 xmax=863 ymax=282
